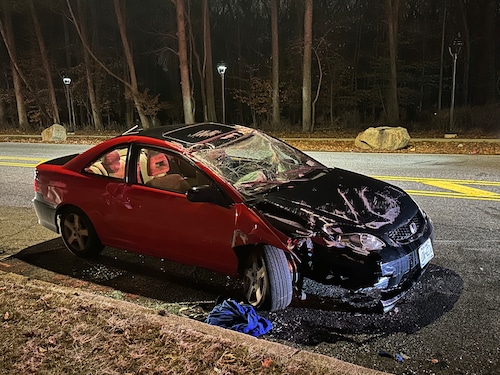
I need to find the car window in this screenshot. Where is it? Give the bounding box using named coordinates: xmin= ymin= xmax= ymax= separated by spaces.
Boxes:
xmin=137 ymin=147 xmax=211 ymax=194
xmin=84 ymin=147 xmax=128 ymax=180
xmin=191 ymin=130 xmax=323 ymax=194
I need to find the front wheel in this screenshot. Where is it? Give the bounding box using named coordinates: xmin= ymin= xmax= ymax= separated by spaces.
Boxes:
xmin=242 ymin=245 xmax=293 ymax=311
xmin=59 ymin=207 xmax=104 ymax=258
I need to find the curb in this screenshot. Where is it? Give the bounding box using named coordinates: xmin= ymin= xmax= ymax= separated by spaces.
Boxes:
xmin=0 ymin=270 xmax=389 ymax=375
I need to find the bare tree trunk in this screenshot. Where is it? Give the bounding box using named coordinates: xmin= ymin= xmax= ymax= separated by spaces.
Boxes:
xmin=175 ymin=0 xmax=195 ymax=124
xmin=457 ymin=0 xmax=470 ymax=106
xmin=77 ymin=0 xmax=103 ymax=131
xmin=0 ymin=2 xmax=29 ymax=130
xmin=62 ymin=14 xmax=72 ymax=69
xmin=203 ymin=0 xmax=217 ymax=122
xmin=188 ymin=4 xmax=207 ymax=122
xmin=29 ymin=0 xmax=60 ymax=124
xmin=113 ymin=0 xmax=150 ymax=128
xmin=301 ymin=0 xmax=313 ymax=133
xmin=311 ymin=46 xmax=323 ymax=132
xmin=385 ymin=0 xmax=400 ymax=125
xmin=438 ymin=0 xmax=447 ymax=112
xmin=271 ymin=0 xmax=280 ymax=129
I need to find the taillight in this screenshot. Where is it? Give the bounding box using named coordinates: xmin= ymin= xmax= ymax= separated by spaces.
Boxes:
xmin=33 ymin=169 xmax=41 ymax=193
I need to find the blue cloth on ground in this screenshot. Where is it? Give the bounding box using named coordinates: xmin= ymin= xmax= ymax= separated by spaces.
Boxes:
xmin=205 ymin=299 xmax=272 ymax=337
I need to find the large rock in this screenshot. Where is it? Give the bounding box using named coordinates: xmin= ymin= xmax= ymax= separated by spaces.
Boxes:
xmin=355 ymin=126 xmax=410 ymax=150
xmin=41 ymin=124 xmax=67 ymax=142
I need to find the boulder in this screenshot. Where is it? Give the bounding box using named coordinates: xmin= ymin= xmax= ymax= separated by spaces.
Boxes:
xmin=41 ymin=124 xmax=67 ymax=142
xmin=354 ymin=126 xmax=410 ymax=150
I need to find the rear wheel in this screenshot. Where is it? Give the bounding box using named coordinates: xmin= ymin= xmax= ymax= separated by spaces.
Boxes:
xmin=60 ymin=207 xmax=104 ymax=257
xmin=243 ymin=245 xmax=293 ymax=311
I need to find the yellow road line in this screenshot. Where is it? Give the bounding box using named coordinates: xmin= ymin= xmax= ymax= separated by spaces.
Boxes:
xmin=374 ymin=175 xmax=500 ymax=202
xmin=405 ymin=190 xmax=500 ymax=201
xmin=0 ymin=156 xmax=47 ymax=161
xmin=374 ymin=175 xmax=500 ymax=186
xmin=0 ymin=156 xmax=47 ymax=167
xmin=0 ymin=162 xmax=40 ymax=167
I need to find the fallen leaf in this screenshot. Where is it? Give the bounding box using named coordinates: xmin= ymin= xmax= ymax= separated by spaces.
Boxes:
xmin=3 ymin=311 xmax=10 ymax=320
xmin=262 ymin=358 xmax=273 ymax=368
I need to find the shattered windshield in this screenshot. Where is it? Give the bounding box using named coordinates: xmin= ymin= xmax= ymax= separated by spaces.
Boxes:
xmin=190 ymin=128 xmax=324 ymax=195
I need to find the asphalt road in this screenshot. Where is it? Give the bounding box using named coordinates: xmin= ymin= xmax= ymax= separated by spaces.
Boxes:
xmin=1 ymin=142 xmax=499 ymax=374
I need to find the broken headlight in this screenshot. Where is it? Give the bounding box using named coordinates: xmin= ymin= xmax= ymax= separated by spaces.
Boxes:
xmin=336 ymin=233 xmax=385 ymax=255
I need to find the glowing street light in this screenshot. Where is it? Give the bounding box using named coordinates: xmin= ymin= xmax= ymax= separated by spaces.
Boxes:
xmin=217 ymin=62 xmax=227 ymax=123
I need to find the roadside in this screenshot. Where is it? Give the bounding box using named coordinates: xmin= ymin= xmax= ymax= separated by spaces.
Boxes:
xmin=1 ymin=131 xmax=498 ymax=374
xmin=0 ymin=130 xmax=499 ymax=155
xmin=0 ymin=270 xmax=387 ymax=375
xmin=0 ymin=209 xmax=387 ymax=375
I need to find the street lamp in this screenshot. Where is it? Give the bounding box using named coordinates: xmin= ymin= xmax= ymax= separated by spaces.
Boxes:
xmin=217 ymin=62 xmax=227 ymax=123
xmin=448 ymin=34 xmax=463 ymax=134
xmin=62 ymin=76 xmax=75 ymax=132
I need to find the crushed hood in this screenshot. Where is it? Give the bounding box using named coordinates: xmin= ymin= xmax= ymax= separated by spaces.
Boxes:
xmin=254 ymin=168 xmax=418 ymax=235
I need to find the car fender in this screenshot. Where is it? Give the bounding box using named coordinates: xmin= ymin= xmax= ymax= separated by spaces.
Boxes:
xmin=232 ymin=203 xmax=290 ymax=252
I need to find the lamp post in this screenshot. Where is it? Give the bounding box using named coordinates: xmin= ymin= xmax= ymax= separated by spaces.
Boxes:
xmin=217 ymin=62 xmax=227 ymax=123
xmin=62 ymin=76 xmax=74 ymax=132
xmin=448 ymin=35 xmax=463 ymax=134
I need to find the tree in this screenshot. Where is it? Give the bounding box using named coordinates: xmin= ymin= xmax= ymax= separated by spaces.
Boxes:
xmin=113 ymin=0 xmax=150 ymax=128
xmin=203 ymin=0 xmax=217 ymax=122
xmin=76 ymin=0 xmax=103 ymax=130
xmin=456 ymin=0 xmax=470 ymax=107
xmin=271 ymin=0 xmax=280 ymax=129
xmin=302 ymin=0 xmax=313 ymax=132
xmin=66 ymin=0 xmax=150 ymax=128
xmin=385 ymin=0 xmax=400 ymax=125
xmin=29 ymin=0 xmax=60 ymax=124
xmin=175 ymin=0 xmax=195 ymax=124
xmin=0 ymin=1 xmax=29 ymax=130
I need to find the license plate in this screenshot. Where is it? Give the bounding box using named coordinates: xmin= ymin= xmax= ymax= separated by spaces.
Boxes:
xmin=418 ymin=239 xmax=434 ymax=268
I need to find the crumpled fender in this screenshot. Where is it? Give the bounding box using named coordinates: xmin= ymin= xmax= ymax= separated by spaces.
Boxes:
xmin=232 ymin=203 xmax=290 ymax=252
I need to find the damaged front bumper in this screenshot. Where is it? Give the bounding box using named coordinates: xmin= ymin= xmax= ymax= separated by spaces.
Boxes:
xmin=296 ymin=217 xmax=435 ymax=313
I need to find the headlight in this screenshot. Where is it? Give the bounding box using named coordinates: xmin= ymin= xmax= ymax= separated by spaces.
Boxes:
xmin=337 ymin=233 xmax=385 ymax=255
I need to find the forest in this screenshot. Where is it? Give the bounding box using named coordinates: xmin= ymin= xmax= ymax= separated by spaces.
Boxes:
xmin=0 ymin=0 xmax=498 ymax=135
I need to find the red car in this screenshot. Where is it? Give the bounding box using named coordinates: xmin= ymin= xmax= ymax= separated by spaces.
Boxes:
xmin=34 ymin=123 xmax=434 ymax=311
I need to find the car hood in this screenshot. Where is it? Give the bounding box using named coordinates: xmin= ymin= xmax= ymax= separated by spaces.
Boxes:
xmin=253 ymin=168 xmax=418 ymax=235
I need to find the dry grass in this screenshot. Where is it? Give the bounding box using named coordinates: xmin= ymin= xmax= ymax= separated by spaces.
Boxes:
xmin=0 ymin=272 xmax=382 ymax=375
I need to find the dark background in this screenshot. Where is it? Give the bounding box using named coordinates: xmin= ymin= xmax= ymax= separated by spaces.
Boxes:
xmin=0 ymin=0 xmax=498 ymax=133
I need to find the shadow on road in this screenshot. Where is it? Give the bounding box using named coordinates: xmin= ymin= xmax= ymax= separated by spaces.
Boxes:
xmin=11 ymin=238 xmax=243 ymax=305
xmin=9 ymin=238 xmax=463 ymax=345
xmin=262 ymin=264 xmax=464 ymax=345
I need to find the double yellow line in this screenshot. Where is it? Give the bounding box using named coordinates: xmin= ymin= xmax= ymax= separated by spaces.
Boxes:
xmin=374 ymin=175 xmax=500 ymax=202
xmin=0 ymin=156 xmax=47 ymax=168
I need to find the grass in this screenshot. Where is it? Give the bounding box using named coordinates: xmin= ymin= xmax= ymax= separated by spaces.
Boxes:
xmin=0 ymin=272 xmax=379 ymax=375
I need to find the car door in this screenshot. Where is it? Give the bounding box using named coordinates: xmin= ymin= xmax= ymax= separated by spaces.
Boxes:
xmin=106 ymin=146 xmax=240 ymax=274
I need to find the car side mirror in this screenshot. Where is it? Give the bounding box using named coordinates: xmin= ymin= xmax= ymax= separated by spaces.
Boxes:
xmin=187 ymin=185 xmax=229 ymax=207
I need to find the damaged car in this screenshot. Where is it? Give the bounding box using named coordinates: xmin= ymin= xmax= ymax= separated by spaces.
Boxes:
xmin=33 ymin=122 xmax=434 ymax=312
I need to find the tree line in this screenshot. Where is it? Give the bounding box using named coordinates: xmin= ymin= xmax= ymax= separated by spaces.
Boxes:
xmin=0 ymin=0 xmax=498 ymax=134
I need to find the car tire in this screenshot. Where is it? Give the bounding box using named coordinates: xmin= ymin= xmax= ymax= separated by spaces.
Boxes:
xmin=60 ymin=207 xmax=104 ymax=258
xmin=243 ymin=245 xmax=293 ymax=311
